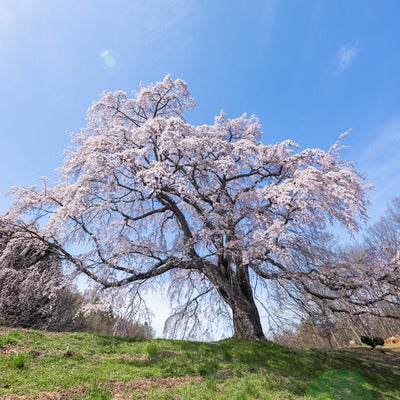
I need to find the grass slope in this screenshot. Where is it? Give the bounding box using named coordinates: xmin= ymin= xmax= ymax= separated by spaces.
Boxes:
xmin=0 ymin=328 xmax=399 ymax=399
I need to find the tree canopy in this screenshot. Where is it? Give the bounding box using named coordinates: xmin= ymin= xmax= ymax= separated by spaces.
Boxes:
xmin=8 ymin=76 xmax=369 ymax=339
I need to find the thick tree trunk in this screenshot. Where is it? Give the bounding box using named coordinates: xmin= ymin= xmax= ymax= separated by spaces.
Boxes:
xmin=214 ymin=266 xmax=265 ymax=340
xmin=229 ymin=292 xmax=265 ymax=340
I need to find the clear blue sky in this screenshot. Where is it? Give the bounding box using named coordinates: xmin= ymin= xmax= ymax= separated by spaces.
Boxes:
xmin=1 ymin=0 xmax=399 ymax=337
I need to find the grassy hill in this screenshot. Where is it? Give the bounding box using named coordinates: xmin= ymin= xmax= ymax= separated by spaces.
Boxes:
xmin=0 ymin=328 xmax=399 ymax=399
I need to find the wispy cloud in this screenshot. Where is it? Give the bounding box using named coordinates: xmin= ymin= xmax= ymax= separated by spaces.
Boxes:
xmin=332 ymin=41 xmax=360 ymax=75
xmin=128 ymin=0 xmax=194 ymax=66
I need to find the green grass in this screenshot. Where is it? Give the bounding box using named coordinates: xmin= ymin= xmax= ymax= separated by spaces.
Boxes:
xmin=81 ymin=381 xmax=112 ymax=400
xmin=0 ymin=328 xmax=399 ymax=399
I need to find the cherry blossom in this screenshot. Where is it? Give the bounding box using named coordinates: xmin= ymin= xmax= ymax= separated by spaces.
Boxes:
xmin=8 ymin=76 xmax=369 ymax=339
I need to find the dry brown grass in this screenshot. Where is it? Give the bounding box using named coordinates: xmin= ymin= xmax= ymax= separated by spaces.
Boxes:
xmin=0 ymin=376 xmax=203 ymax=400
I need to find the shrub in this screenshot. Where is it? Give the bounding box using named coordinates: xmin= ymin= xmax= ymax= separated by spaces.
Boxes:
xmin=145 ymin=343 xmax=159 ymax=359
xmin=360 ymin=335 xmax=384 ymax=349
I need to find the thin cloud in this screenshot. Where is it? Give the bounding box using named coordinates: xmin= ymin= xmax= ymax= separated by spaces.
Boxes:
xmin=332 ymin=42 xmax=360 ymax=75
xmin=133 ymin=0 xmax=194 ymax=63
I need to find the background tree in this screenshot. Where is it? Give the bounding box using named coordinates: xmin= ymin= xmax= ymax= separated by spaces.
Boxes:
xmin=0 ymin=220 xmax=65 ymax=330
xmin=316 ymin=199 xmax=400 ymax=325
xmin=8 ymin=76 xmax=368 ymax=340
xmin=0 ymin=218 xmax=153 ymax=337
xmin=366 ymin=197 xmax=400 ymax=265
xmin=274 ymin=198 xmax=400 ymax=348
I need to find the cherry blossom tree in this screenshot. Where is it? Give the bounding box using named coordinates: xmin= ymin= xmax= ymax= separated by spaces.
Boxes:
xmin=0 ymin=220 xmax=64 ymax=329
xmin=8 ymin=76 xmax=368 ymax=339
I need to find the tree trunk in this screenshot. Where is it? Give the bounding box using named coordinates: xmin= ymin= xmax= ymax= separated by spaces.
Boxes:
xmin=214 ymin=266 xmax=265 ymax=340
xmin=230 ymin=292 xmax=265 ymax=340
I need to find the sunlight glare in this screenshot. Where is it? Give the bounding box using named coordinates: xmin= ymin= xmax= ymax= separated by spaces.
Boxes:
xmin=100 ymin=49 xmax=116 ymax=68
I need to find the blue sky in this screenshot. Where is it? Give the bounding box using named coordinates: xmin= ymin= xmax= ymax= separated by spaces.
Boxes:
xmin=1 ymin=0 xmax=399 ymax=220
xmin=1 ymin=0 xmax=399 ymax=334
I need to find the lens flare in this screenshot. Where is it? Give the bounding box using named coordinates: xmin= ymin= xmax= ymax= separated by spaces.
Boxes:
xmin=100 ymin=50 xmax=116 ymax=68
